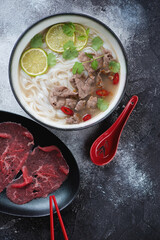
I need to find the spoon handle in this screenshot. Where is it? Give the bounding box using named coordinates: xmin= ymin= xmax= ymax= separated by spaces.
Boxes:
xmin=110 ymin=95 xmax=138 ymax=133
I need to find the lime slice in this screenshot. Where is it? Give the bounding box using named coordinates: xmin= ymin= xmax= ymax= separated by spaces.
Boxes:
xmin=20 ymin=48 xmax=48 ymax=77
xmin=74 ymin=24 xmax=88 ymax=51
xmin=46 ymin=24 xmax=75 ymax=53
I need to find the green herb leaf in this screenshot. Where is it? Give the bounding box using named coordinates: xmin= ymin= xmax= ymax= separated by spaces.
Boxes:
xmin=72 ymin=62 xmax=84 ymax=74
xmin=78 ymin=35 xmax=86 ymax=41
xmin=97 ymin=98 xmax=109 ymax=112
xmin=86 ymin=28 xmax=90 ymax=37
xmin=63 ymin=49 xmax=78 ymax=60
xmin=62 ymin=22 xmax=75 ymax=37
xmin=77 ymin=28 xmax=90 ymax=41
xmin=85 ymin=53 xmax=93 ymax=59
xmin=91 ymin=59 xmax=98 ymax=70
xmin=63 ymin=40 xmax=78 ymax=60
xmin=109 ymin=61 xmax=120 ymax=73
xmin=47 ymin=53 xmax=56 ymax=67
xmin=63 ymin=40 xmax=75 ymax=50
xmin=91 ymin=36 xmax=103 ymax=51
xmin=30 ymin=34 xmax=43 ymax=48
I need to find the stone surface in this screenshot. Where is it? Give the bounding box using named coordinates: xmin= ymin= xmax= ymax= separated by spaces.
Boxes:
xmin=0 ymin=0 xmax=160 ymax=239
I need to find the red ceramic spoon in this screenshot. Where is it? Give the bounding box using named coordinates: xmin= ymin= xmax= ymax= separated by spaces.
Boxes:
xmin=90 ymin=95 xmax=138 ymax=166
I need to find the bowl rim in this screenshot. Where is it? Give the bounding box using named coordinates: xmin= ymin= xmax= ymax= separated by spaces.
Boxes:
xmin=9 ymin=12 xmax=128 ymax=131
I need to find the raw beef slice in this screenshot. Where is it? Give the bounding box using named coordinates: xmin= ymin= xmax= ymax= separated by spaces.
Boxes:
xmin=7 ymin=146 xmax=69 ymax=204
xmin=0 ymin=122 xmax=34 ymax=193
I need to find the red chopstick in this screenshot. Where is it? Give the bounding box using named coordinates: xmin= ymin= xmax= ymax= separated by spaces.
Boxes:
xmin=49 ymin=195 xmax=69 ymax=240
xmin=49 ymin=196 xmax=54 ymax=240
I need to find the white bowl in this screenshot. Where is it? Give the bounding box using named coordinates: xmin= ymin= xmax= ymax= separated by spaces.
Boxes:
xmin=9 ymin=13 xmax=128 ymax=130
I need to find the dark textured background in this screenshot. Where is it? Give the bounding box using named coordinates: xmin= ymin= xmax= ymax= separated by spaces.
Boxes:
xmin=0 ymin=0 xmax=160 ymax=239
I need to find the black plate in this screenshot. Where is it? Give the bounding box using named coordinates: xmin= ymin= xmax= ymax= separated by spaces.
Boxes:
xmin=0 ymin=111 xmax=80 ymax=217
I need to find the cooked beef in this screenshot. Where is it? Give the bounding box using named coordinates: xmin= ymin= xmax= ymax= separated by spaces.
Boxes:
xmin=51 ymin=86 xmax=77 ymax=98
xmin=102 ymin=49 xmax=113 ymax=70
xmin=78 ymin=52 xmax=90 ymax=70
xmin=87 ymin=96 xmax=97 ymax=109
xmin=78 ymin=52 xmax=103 ymax=75
xmin=78 ymin=52 xmax=93 ymax=74
xmin=70 ymin=74 xmax=86 ymax=89
xmin=65 ymin=98 xmax=77 ymax=109
xmin=0 ymin=122 xmax=34 ymax=193
xmin=75 ymin=100 xmax=86 ymax=111
xmin=6 ymin=146 xmax=69 ymax=204
xmin=96 ymin=71 xmax=104 ymax=88
xmin=66 ymin=113 xmax=81 ymax=124
xmin=95 ymin=53 xmax=103 ymax=69
xmin=73 ymin=75 xmax=95 ymax=99
xmin=70 ymin=76 xmax=77 ymax=89
xmin=49 ymin=95 xmax=65 ymax=109
xmin=49 ymin=86 xmax=77 ymax=109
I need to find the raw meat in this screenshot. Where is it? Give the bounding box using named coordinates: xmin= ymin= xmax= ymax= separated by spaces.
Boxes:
xmin=0 ymin=122 xmax=34 ymax=193
xmin=7 ymin=146 xmax=69 ymax=204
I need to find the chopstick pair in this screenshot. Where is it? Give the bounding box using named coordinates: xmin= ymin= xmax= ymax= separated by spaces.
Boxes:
xmin=49 ymin=195 xmax=69 ymax=240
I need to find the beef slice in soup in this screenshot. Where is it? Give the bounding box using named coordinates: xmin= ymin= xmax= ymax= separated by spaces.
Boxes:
xmin=75 ymin=100 xmax=86 ymax=111
xmin=6 ymin=146 xmax=69 ymax=204
xmin=65 ymin=98 xmax=77 ymax=109
xmin=49 ymin=95 xmax=66 ymax=109
xmin=0 ymin=122 xmax=34 ymax=193
xmin=66 ymin=113 xmax=81 ymax=124
xmin=78 ymin=52 xmax=103 ymax=75
xmin=78 ymin=49 xmax=113 ymax=74
xmin=49 ymin=86 xmax=77 ymax=109
xmin=71 ymin=74 xmax=96 ymax=99
xmin=96 ymin=69 xmax=111 ymax=88
xmin=96 ymin=70 xmax=105 ymax=88
xmin=87 ymin=96 xmax=97 ymax=109
xmin=102 ymin=48 xmax=114 ymax=70
xmin=51 ymin=86 xmax=77 ymax=98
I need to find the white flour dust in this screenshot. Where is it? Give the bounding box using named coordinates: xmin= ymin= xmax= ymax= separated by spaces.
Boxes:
xmin=72 ymin=129 xmax=154 ymax=208
xmin=64 ymin=126 xmax=154 ymax=208
xmin=107 ymin=144 xmax=154 ymax=207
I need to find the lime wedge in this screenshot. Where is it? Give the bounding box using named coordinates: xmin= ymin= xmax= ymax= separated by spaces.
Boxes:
xmin=46 ymin=24 xmax=75 ymax=53
xmin=20 ymin=48 xmax=48 ymax=77
xmin=74 ymin=24 xmax=88 ymax=51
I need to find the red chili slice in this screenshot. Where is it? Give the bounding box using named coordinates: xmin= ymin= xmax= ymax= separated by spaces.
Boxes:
xmin=83 ymin=114 xmax=91 ymax=122
xmin=96 ymin=89 xmax=110 ymax=96
xmin=61 ymin=106 xmax=74 ymax=116
xmin=113 ymin=73 xmax=119 ymax=84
